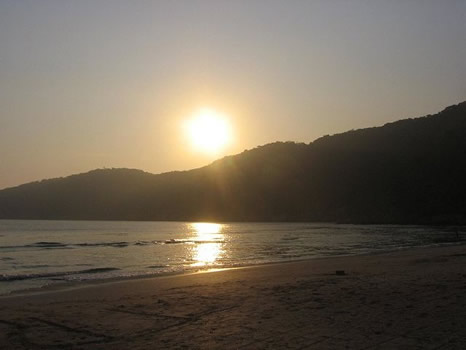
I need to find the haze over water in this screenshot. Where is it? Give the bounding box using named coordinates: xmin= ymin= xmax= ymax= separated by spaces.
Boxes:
xmin=0 ymin=220 xmax=462 ymax=295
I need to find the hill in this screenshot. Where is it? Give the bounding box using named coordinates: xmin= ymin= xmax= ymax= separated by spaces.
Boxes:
xmin=1 ymin=102 xmax=465 ymax=224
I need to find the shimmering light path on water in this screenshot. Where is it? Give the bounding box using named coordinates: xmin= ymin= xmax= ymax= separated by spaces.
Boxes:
xmin=0 ymin=220 xmax=463 ymax=295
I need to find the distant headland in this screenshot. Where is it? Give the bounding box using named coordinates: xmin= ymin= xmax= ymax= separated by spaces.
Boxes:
xmin=1 ymin=101 xmax=465 ymax=224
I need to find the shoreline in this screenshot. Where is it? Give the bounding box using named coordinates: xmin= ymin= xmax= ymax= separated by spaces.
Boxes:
xmin=2 ymin=240 xmax=465 ymax=299
xmin=1 ymin=244 xmax=465 ymax=349
xmin=1 ymin=240 xmax=464 ymax=299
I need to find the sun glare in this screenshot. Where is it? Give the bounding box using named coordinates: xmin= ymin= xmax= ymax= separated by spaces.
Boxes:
xmin=190 ymin=222 xmax=225 ymax=266
xmin=185 ymin=108 xmax=232 ymax=154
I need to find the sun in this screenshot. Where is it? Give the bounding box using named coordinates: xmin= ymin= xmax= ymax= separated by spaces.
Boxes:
xmin=185 ymin=108 xmax=232 ymax=154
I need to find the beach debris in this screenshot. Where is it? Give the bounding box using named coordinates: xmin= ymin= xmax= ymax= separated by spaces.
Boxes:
xmin=335 ymin=270 xmax=346 ymax=276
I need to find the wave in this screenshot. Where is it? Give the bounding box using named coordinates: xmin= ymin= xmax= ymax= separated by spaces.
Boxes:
xmin=0 ymin=267 xmax=120 ymax=282
xmin=31 ymin=241 xmax=67 ymax=247
xmin=147 ymin=265 xmax=169 ymax=269
xmin=155 ymin=239 xmax=225 ymax=245
xmin=0 ymin=239 xmax=224 ymax=251
xmin=0 ymin=242 xmax=70 ymax=250
xmin=0 ymin=241 xmax=130 ymax=250
xmin=74 ymin=241 xmax=129 ymax=248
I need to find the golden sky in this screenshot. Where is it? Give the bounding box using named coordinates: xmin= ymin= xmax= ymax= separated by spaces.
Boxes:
xmin=1 ymin=1 xmax=465 ymax=189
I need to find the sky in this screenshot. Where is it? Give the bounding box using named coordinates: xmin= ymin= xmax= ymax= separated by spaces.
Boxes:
xmin=1 ymin=0 xmax=465 ymax=189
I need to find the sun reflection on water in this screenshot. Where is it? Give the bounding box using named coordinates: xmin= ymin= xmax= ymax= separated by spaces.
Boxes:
xmin=190 ymin=223 xmax=224 ymax=266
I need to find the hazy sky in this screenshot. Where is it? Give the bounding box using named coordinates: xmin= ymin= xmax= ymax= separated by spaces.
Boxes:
xmin=1 ymin=1 xmax=465 ymax=189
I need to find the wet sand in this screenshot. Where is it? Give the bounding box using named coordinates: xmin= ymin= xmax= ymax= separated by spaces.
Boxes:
xmin=1 ymin=244 xmax=466 ymax=349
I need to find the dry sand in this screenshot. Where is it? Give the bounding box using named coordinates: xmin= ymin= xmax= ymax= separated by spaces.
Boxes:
xmin=1 ymin=245 xmax=466 ymax=349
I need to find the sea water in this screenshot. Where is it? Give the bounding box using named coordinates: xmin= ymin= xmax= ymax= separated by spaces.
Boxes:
xmin=0 ymin=220 xmax=462 ymax=295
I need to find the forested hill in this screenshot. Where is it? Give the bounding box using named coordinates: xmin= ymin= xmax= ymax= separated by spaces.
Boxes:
xmin=1 ymin=101 xmax=465 ymax=224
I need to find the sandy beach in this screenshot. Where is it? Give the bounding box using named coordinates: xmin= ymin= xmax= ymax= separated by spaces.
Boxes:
xmin=1 ymin=244 xmax=465 ymax=349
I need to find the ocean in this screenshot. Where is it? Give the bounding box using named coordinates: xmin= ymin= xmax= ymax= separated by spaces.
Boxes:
xmin=0 ymin=220 xmax=462 ymax=295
